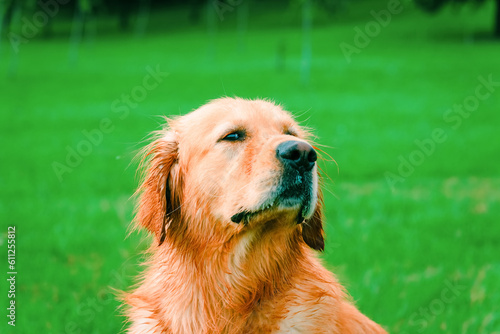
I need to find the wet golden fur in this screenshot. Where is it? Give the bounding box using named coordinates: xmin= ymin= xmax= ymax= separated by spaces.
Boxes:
xmin=125 ymin=98 xmax=387 ymax=333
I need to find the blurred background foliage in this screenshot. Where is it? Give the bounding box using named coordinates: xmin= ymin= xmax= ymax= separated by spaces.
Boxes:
xmin=0 ymin=0 xmax=499 ymax=333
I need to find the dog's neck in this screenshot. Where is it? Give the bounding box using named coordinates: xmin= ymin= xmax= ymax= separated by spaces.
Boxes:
xmin=155 ymin=218 xmax=306 ymax=325
xmin=140 ymin=215 xmax=309 ymax=333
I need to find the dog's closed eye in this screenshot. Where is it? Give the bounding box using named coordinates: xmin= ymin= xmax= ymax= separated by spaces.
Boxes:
xmin=219 ymin=129 xmax=246 ymax=142
xmin=284 ymin=126 xmax=299 ymax=137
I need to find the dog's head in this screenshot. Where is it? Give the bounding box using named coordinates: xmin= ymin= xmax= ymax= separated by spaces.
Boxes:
xmin=136 ymin=98 xmax=324 ymax=251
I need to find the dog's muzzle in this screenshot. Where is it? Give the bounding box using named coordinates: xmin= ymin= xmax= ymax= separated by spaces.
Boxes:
xmin=230 ymin=140 xmax=317 ymax=225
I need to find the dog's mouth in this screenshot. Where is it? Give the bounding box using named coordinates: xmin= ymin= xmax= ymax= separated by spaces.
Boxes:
xmin=230 ymin=202 xmax=307 ymax=226
xmin=231 ymin=171 xmax=314 ymax=225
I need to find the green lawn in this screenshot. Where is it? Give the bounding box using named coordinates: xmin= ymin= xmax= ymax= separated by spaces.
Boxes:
xmin=1 ymin=1 xmax=499 ymax=333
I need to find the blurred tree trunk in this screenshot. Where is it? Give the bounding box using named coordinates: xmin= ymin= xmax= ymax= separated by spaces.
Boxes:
xmin=69 ymin=0 xmax=90 ymax=65
xmin=207 ymin=0 xmax=217 ymax=60
xmin=1 ymin=0 xmax=15 ymax=37
xmin=6 ymin=0 xmax=21 ymax=77
xmin=190 ymin=0 xmax=205 ymax=24
xmin=135 ymin=0 xmax=150 ymax=37
xmin=495 ymin=0 xmax=500 ymax=38
xmin=301 ymin=0 xmax=312 ymax=86
xmin=36 ymin=1 xmax=53 ymax=38
xmin=0 ymin=1 xmax=7 ymax=54
xmin=119 ymin=1 xmax=133 ymax=31
xmin=237 ymin=0 xmax=248 ymax=53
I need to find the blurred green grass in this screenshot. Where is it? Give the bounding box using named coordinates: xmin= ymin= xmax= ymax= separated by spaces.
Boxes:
xmin=1 ymin=0 xmax=499 ymax=333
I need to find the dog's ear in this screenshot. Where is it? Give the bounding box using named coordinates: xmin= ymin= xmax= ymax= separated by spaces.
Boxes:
xmin=302 ymin=189 xmax=325 ymax=251
xmin=135 ymin=132 xmax=182 ymax=245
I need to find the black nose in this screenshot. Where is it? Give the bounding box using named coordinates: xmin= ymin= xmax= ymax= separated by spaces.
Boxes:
xmin=277 ymin=140 xmax=317 ymax=171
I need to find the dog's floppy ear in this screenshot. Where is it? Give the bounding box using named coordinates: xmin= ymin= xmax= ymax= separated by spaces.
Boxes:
xmin=302 ymin=189 xmax=325 ymax=251
xmin=135 ymin=131 xmax=182 ymax=245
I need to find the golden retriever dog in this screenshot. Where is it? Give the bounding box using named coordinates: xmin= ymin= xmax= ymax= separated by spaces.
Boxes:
xmin=125 ymin=97 xmax=387 ymax=333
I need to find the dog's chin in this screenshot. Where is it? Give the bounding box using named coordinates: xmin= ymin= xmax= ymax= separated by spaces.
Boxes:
xmin=231 ymin=189 xmax=315 ymax=226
